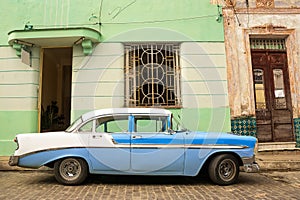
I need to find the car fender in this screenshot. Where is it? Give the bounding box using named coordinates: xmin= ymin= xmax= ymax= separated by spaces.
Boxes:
xmin=184 ymin=148 xmax=244 ymax=176
xmin=18 ymin=148 xmax=92 ymax=169
xmin=43 ymin=149 xmax=93 ymax=169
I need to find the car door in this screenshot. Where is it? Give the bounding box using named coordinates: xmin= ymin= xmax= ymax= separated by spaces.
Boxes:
xmin=87 ymin=115 xmax=131 ymax=172
xmin=130 ymin=115 xmax=185 ymax=174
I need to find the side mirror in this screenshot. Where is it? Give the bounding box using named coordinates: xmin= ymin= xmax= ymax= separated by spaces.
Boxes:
xmin=167 ymin=128 xmax=175 ymax=135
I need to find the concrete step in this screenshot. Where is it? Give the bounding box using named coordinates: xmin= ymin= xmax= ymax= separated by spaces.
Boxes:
xmin=257 ymin=143 xmax=300 ymax=171
xmin=258 ymin=142 xmax=297 ymax=152
xmin=256 ymin=152 xmax=300 ymax=171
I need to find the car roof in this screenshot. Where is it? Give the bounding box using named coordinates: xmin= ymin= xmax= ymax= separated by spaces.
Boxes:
xmin=81 ymin=108 xmax=172 ymax=121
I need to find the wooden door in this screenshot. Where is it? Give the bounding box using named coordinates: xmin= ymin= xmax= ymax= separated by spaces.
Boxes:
xmin=252 ymin=51 xmax=294 ymax=142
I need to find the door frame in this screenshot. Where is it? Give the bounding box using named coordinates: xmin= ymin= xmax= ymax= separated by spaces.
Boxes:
xmin=37 ymin=47 xmax=73 ymax=132
xmin=37 ymin=48 xmax=45 ymax=132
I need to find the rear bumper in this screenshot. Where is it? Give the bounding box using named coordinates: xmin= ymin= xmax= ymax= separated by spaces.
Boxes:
xmin=242 ymin=156 xmax=260 ymax=173
xmin=8 ymin=156 xmax=19 ymax=166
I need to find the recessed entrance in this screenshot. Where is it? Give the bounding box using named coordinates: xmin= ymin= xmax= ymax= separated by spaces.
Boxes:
xmin=39 ymin=48 xmax=72 ymax=132
xmin=251 ymin=38 xmax=294 ymax=142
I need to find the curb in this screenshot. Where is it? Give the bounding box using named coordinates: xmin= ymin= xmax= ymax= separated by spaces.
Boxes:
xmin=257 ymin=160 xmax=300 ymax=172
xmin=256 ymin=152 xmax=300 ymax=171
xmin=0 ymin=157 xmax=49 ymax=171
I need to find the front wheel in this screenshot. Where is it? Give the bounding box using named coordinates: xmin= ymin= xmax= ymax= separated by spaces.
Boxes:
xmin=54 ymin=158 xmax=88 ymax=185
xmin=208 ymin=154 xmax=239 ymax=185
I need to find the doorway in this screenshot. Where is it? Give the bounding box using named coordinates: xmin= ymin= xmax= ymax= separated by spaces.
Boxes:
xmin=39 ymin=48 xmax=72 ymax=132
xmin=251 ymin=49 xmax=294 ymax=142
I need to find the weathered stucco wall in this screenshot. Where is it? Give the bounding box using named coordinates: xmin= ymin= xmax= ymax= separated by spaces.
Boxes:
xmin=223 ymin=4 xmax=300 ymax=119
xmin=223 ymin=1 xmax=300 ymax=145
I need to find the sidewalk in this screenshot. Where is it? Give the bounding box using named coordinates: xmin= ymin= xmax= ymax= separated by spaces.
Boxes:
xmin=0 ymin=157 xmax=49 ymax=171
xmin=1 ymin=151 xmax=300 ymax=171
xmin=256 ymin=150 xmax=300 ymax=171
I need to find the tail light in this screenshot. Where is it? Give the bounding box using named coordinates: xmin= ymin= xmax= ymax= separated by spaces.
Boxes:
xmin=13 ymin=137 xmax=19 ymax=150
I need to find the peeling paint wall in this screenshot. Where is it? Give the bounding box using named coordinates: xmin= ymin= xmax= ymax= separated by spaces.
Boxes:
xmin=223 ymin=0 xmax=300 ymax=145
xmin=223 ymin=1 xmax=300 ymax=119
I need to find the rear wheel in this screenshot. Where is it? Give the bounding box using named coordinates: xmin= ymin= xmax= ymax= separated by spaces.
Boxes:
xmin=208 ymin=154 xmax=239 ymax=185
xmin=54 ymin=158 xmax=88 ymax=185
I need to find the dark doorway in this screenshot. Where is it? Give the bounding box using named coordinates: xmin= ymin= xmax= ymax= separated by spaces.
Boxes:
xmin=40 ymin=48 xmax=72 ymax=132
xmin=251 ymin=50 xmax=294 ymax=142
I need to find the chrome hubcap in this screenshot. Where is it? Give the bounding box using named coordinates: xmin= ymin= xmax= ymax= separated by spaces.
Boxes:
xmin=59 ymin=158 xmax=81 ymax=181
xmin=219 ymin=159 xmax=235 ymax=181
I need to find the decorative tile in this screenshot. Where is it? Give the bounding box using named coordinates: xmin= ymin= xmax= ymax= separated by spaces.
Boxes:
xmin=231 ymin=117 xmax=257 ymax=137
xmin=231 ymin=118 xmax=300 ymax=148
xmin=293 ymin=118 xmax=300 ymax=148
xmin=232 ymin=117 xmax=300 ymax=147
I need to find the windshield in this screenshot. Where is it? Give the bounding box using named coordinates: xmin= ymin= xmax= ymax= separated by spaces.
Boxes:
xmin=65 ymin=116 xmax=83 ymax=133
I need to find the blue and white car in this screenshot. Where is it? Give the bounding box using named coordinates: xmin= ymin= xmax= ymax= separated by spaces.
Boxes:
xmin=9 ymin=108 xmax=259 ymax=185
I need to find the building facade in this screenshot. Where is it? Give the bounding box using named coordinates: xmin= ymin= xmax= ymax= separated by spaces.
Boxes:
xmin=221 ymin=0 xmax=300 ymax=148
xmin=0 ymin=1 xmax=229 ymax=155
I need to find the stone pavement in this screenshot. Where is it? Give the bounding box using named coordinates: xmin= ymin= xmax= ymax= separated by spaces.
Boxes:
xmin=1 ymin=150 xmax=300 ymax=171
xmin=0 ymin=171 xmax=300 ymax=200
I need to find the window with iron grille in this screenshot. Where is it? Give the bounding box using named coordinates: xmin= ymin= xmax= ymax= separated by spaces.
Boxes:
xmin=124 ymin=43 xmax=182 ymax=107
xmin=250 ymin=38 xmax=286 ymax=50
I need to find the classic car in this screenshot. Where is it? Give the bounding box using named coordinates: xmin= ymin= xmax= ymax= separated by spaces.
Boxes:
xmin=9 ymin=108 xmax=259 ymax=185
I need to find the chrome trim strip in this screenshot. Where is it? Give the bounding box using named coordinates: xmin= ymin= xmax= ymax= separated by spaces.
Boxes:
xmin=185 ymin=144 xmax=248 ymax=149
xmin=130 ymin=144 xmax=183 ymax=149
xmin=130 ymin=144 xmax=248 ymax=149
xmin=17 ymin=144 xmax=249 ymax=158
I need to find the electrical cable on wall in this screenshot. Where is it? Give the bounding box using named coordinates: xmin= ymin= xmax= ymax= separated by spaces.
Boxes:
xmin=229 ymin=0 xmax=241 ymax=26
xmin=246 ymin=0 xmax=250 ymax=28
xmin=98 ymin=0 xmax=104 ymax=29
xmin=102 ymin=15 xmax=218 ymax=24
xmin=32 ymin=14 xmax=219 ymax=28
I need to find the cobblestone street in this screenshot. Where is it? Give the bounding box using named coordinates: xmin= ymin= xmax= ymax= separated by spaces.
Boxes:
xmin=0 ymin=171 xmax=299 ymax=200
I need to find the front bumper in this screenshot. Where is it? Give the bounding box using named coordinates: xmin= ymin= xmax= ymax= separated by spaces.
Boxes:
xmin=242 ymin=156 xmax=260 ymax=173
xmin=8 ymin=156 xmax=19 ymax=166
xmin=243 ymin=162 xmax=260 ymax=173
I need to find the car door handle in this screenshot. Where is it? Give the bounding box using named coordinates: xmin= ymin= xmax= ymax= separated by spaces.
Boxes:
xmin=132 ymin=135 xmax=142 ymax=139
xmin=92 ymin=135 xmax=102 ymax=139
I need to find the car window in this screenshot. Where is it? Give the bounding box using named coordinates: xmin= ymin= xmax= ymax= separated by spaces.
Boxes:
xmin=135 ymin=116 xmax=167 ymax=132
xmin=65 ymin=116 xmax=83 ymax=132
xmin=78 ymin=120 xmax=94 ymax=133
xmin=96 ymin=115 xmax=129 ymax=133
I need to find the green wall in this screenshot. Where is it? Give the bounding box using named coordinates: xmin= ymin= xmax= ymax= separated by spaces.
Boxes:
xmin=0 ymin=0 xmax=223 ymax=45
xmin=72 ymin=108 xmax=231 ymax=133
xmin=0 ymin=111 xmax=38 ymax=155
xmin=0 ymin=1 xmax=225 ymax=156
xmin=0 ymin=45 xmax=40 ymax=156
